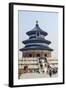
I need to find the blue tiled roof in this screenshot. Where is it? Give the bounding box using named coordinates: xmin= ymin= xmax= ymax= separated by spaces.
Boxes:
xmin=22 ymin=38 xmax=51 ymax=45
xmin=20 ymin=44 xmax=53 ymax=51
xmin=20 ymin=21 xmax=53 ymax=52
xmin=26 ymin=22 xmax=48 ymax=36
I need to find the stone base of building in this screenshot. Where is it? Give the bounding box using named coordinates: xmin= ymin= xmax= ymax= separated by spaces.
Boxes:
xmin=18 ymin=57 xmax=58 ymax=79
xmin=22 ymin=50 xmax=51 ymax=58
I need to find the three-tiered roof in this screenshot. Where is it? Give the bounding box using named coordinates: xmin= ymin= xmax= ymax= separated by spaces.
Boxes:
xmin=20 ymin=21 xmax=53 ymax=51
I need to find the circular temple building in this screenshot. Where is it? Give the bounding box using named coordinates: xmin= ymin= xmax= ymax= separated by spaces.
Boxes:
xmin=20 ymin=21 xmax=53 ymax=58
xmin=18 ymin=21 xmax=55 ymax=77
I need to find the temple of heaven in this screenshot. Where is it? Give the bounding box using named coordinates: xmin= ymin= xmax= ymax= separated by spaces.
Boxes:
xmin=20 ymin=21 xmax=53 ymax=58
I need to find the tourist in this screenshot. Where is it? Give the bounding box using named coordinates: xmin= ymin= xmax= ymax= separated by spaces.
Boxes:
xmin=49 ymin=69 xmax=52 ymax=77
xmin=44 ymin=54 xmax=47 ymax=62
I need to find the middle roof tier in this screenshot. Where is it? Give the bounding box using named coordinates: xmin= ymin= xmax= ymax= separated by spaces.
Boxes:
xmin=22 ymin=38 xmax=51 ymax=45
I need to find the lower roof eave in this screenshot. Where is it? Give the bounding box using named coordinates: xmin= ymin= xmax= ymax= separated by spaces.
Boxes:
xmin=19 ymin=48 xmax=53 ymax=52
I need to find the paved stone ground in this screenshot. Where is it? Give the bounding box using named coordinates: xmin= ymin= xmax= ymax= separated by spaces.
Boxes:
xmin=20 ymin=73 xmax=58 ymax=79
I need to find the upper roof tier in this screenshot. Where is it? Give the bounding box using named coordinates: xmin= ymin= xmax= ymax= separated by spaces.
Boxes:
xmin=26 ymin=21 xmax=48 ymax=36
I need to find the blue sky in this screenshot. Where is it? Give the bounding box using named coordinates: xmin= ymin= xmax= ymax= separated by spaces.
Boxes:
xmin=18 ymin=10 xmax=58 ymax=59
